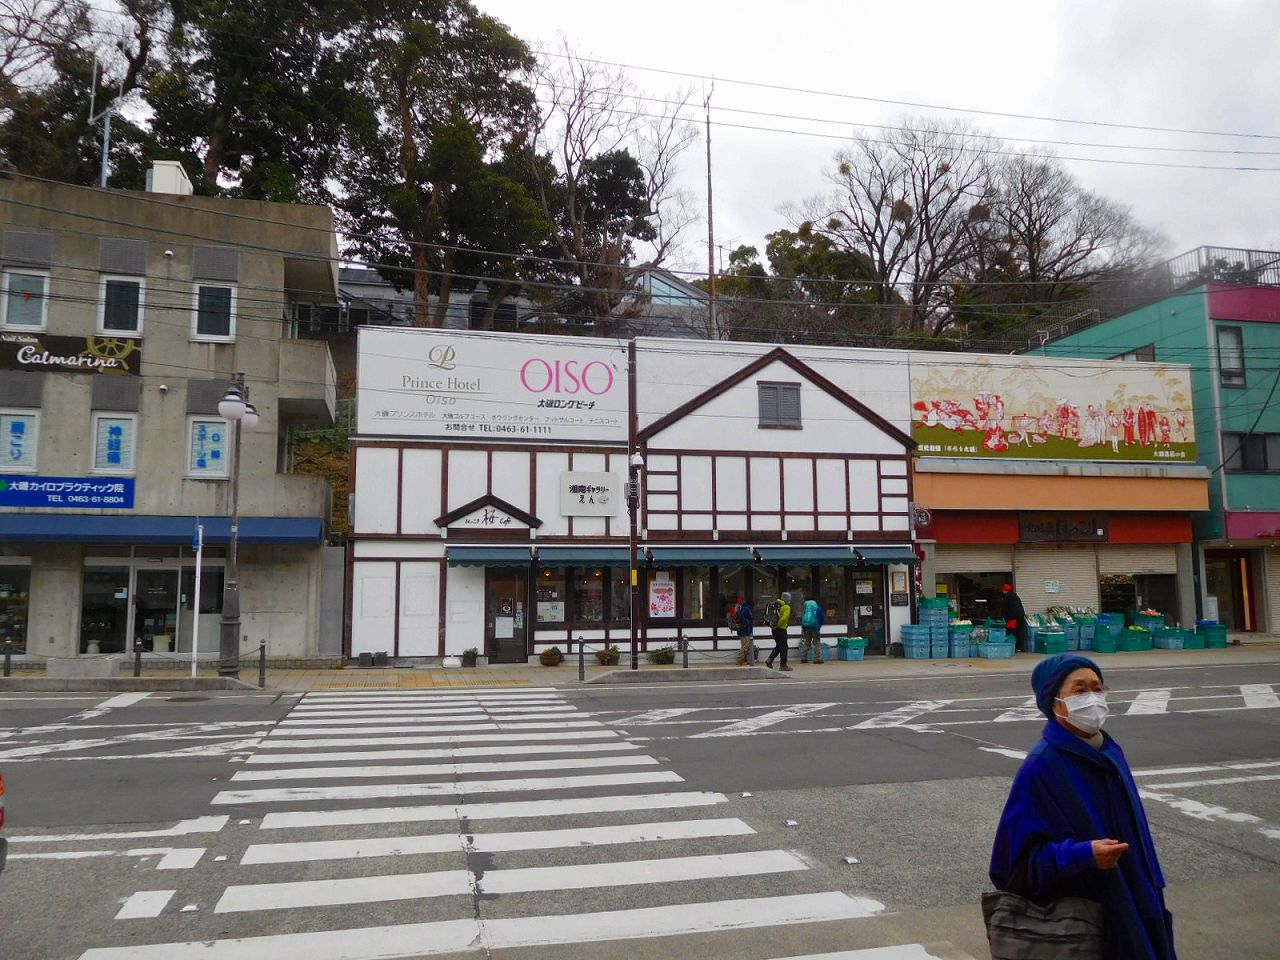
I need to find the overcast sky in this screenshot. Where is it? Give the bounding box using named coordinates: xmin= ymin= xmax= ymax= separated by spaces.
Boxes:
xmin=481 ymin=0 xmax=1280 ymax=273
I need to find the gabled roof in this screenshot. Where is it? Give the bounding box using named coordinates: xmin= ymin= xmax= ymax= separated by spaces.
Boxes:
xmin=638 ymin=347 xmax=915 ymax=447
xmin=435 ymin=493 xmax=542 ymax=529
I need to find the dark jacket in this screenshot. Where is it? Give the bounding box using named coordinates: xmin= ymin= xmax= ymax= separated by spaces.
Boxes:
xmin=990 ymin=721 xmax=1176 ymax=960
xmin=733 ymin=601 xmax=753 ymax=636
xmin=1003 ymin=589 xmax=1028 ymax=645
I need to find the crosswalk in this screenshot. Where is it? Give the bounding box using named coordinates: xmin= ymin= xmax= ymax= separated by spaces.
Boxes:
xmin=75 ymin=687 xmax=960 ymax=960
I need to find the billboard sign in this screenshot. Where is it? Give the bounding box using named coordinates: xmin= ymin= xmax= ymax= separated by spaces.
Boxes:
xmin=357 ymin=329 xmax=627 ymax=444
xmin=909 ymin=353 xmax=1196 ymax=463
xmin=1 ymin=333 xmax=142 ymax=375
xmin=0 ymin=476 xmax=135 ymax=508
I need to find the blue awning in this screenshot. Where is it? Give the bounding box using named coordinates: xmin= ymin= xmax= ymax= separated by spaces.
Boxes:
xmin=754 ymin=546 xmax=859 ymax=566
xmin=0 ymin=514 xmax=323 ymax=545
xmin=854 ymin=546 xmax=919 ymax=565
xmin=647 ymin=547 xmax=754 ymax=567
xmin=537 ymin=546 xmax=631 ymax=568
xmin=447 ymin=546 xmax=531 ymax=567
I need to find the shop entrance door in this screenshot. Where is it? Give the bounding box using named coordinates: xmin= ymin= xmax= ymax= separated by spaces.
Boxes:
xmin=81 ymin=567 xmax=131 ymax=654
xmin=850 ymin=569 xmax=887 ymax=654
xmin=135 ymin=569 xmax=181 ymax=653
xmin=485 ymin=569 xmax=528 ymax=663
xmin=1204 ymin=550 xmax=1257 ymax=631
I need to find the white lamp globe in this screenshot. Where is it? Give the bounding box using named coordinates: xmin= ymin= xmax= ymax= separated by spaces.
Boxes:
xmin=241 ymin=403 xmax=260 ymax=430
xmin=218 ymin=387 xmax=247 ymax=420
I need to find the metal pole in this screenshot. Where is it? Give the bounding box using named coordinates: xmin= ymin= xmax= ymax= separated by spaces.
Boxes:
xmin=627 ymin=340 xmax=640 ymax=671
xmin=258 ymin=640 xmax=267 ymax=689
xmin=3 ymin=641 xmax=12 ymax=677
xmin=133 ymin=639 xmax=142 ymax=678
xmin=191 ymin=522 xmax=204 ymax=679
xmin=681 ymin=633 xmax=688 ymax=669
xmin=704 ymin=84 xmax=717 ymax=335
xmin=219 ymin=374 xmax=245 ymax=678
xmin=100 ymin=106 xmax=112 ymax=187
xmin=578 ymin=636 xmax=585 ymax=683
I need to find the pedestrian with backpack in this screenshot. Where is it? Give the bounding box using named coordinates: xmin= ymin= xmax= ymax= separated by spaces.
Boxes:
xmin=730 ymin=596 xmax=754 ymax=665
xmin=765 ymin=592 xmax=793 ymax=671
xmin=799 ymin=595 xmax=825 ymax=663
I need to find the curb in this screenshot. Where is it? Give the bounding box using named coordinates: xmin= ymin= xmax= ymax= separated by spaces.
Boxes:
xmin=585 ymin=666 xmax=788 ymax=684
xmin=0 ymin=677 xmax=258 ymax=692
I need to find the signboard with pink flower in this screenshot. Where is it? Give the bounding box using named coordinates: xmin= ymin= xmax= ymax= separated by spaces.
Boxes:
xmin=908 ymin=353 xmax=1196 ymax=463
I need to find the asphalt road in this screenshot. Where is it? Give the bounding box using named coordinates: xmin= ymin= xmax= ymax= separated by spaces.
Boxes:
xmin=1 ymin=661 xmax=1278 ymax=960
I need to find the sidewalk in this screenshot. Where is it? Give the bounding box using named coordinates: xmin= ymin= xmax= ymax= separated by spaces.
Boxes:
xmin=256 ymin=640 xmax=1280 ymax=692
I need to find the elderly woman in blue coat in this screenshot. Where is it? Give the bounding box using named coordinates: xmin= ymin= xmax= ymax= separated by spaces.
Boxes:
xmin=989 ymin=654 xmax=1177 ymax=959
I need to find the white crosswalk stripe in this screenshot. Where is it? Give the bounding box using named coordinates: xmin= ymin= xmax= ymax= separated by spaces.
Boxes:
xmin=79 ymin=685 xmax=956 ymax=960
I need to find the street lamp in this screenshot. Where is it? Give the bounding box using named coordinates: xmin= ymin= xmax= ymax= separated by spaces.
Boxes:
xmin=216 ymin=373 xmax=256 ymax=678
xmin=628 ymin=450 xmax=645 ymax=670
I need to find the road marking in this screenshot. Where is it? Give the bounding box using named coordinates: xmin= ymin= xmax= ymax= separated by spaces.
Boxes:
xmin=11 ymin=846 xmax=205 ymax=868
xmin=243 ymin=817 xmax=753 ymax=864
xmin=1138 ymin=787 xmax=1280 ymax=841
xmin=245 ymin=741 xmax=635 ymax=764
xmin=294 ymin=695 xmax=565 ymax=705
xmin=259 ymin=790 xmax=727 ymax=830
xmin=609 ymin=707 xmax=703 ymax=724
xmin=765 ymin=948 xmax=955 ymax=960
xmin=993 ymin=697 xmax=1043 ymax=723
xmin=213 ymin=770 xmax=683 ymax=805
xmin=1144 ymin=773 xmax=1280 ymax=790
xmin=855 ymin=700 xmax=953 ymax=728
xmin=269 ymin=720 xmax=605 ymax=734
xmin=303 ymin=688 xmax=559 ymax=698
xmin=115 ymin=891 xmax=176 ymax=920
xmin=1126 ymin=689 xmax=1173 ymax=715
xmin=230 ymin=754 xmax=658 ymax=782
xmin=279 ymin=714 xmax=485 ymax=726
xmin=978 ymin=746 xmax=1028 ymax=761
xmin=253 ymin=730 xmax=620 ymax=750
xmin=478 ymin=849 xmax=807 ymax=894
xmin=1241 ymin=684 xmax=1280 ymax=709
xmin=216 ymin=869 xmax=473 ymax=913
xmin=12 ymin=816 xmax=229 ymax=843
xmin=78 ymin=892 xmax=884 ymax=959
xmin=288 ymin=706 xmax=577 ymax=718
xmin=1131 ymin=759 xmax=1280 ymax=778
xmin=691 ymin=703 xmax=838 ymax=738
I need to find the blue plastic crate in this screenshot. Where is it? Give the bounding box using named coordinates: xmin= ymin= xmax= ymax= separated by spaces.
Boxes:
xmin=903 ymin=642 xmax=932 ymax=660
xmin=986 ymin=625 xmax=1007 ymax=644
xmin=930 ymin=644 xmax=949 ymax=659
xmin=976 ymin=641 xmax=1016 ymax=659
xmin=839 ymin=645 xmax=865 ymax=661
xmin=950 ymin=642 xmax=971 ymax=658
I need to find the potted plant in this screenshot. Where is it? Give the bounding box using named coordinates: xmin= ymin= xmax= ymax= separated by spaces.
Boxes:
xmin=647 ymin=645 xmax=676 ymax=665
xmin=539 ymin=646 xmax=564 ymax=666
xmin=595 ymin=643 xmax=621 ymax=666
xmin=461 ymin=647 xmax=479 ymax=668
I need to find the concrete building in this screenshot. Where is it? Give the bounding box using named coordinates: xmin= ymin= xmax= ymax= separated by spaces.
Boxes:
xmin=1043 ymin=247 xmax=1280 ymax=633
xmin=0 ymin=165 xmax=338 ymax=662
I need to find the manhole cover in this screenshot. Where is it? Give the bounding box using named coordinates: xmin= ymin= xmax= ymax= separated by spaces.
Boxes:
xmin=166 ymin=696 xmax=211 ymax=703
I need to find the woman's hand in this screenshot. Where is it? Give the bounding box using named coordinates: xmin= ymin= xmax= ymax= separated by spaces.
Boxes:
xmin=1091 ymin=838 xmax=1129 ymax=869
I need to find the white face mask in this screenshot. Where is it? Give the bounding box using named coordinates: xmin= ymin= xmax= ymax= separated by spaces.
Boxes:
xmin=1056 ymin=691 xmax=1109 ymax=735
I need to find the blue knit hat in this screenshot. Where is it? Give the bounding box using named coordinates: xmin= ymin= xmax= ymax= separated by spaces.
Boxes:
xmin=1031 ymin=653 xmax=1103 ymax=718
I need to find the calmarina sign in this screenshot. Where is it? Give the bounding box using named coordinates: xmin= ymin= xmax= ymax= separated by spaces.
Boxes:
xmin=357 ymin=328 xmax=629 ymax=444
xmin=1 ymin=333 xmax=141 ymax=375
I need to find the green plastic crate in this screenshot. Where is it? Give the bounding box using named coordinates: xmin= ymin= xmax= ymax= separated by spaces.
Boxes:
xmin=1118 ymin=634 xmax=1153 ymax=652
xmin=1034 ymin=638 xmax=1069 ymax=655
xmin=1182 ymin=635 xmax=1206 ymax=650
xmin=1091 ymin=638 xmax=1117 ymax=654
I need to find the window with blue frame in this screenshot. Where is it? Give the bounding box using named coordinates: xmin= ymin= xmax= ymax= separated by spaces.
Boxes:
xmin=649 ymin=275 xmax=698 ymax=306
xmin=0 ymin=411 xmax=38 ymax=471
xmin=1216 ymin=326 xmax=1246 ymax=387
xmin=187 ymin=417 xmax=229 ymax=477
xmin=92 ymin=413 xmax=137 ymax=473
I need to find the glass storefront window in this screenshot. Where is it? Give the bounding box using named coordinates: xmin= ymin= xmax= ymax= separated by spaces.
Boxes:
xmin=816 ymin=566 xmax=848 ymax=628
xmin=81 ymin=567 xmax=130 ymax=654
xmin=937 ymin=571 xmax=1011 ymax=622
xmin=535 ymin=568 xmax=567 ymax=623
xmin=683 ymin=566 xmax=712 ymax=621
xmin=752 ymin=566 xmax=779 ymax=608
xmin=609 ymin=568 xmax=630 ymax=622
xmin=783 ymin=566 xmax=813 ymax=609
xmin=574 ymin=569 xmax=607 ymax=622
xmin=0 ymin=565 xmax=31 ymax=651
xmin=719 ymin=566 xmax=747 ymax=621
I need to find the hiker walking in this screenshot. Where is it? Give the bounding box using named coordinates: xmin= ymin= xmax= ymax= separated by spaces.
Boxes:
xmin=730 ymin=596 xmax=754 ymax=665
xmin=799 ymin=595 xmax=825 ymax=663
xmin=765 ymin=592 xmax=793 ymax=671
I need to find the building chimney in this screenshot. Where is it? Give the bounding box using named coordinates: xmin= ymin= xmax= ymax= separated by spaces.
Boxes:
xmin=145 ymin=161 xmax=193 ymax=197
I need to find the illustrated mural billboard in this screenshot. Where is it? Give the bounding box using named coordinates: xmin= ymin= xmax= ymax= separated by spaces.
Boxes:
xmin=908 ymin=353 xmax=1196 ymax=463
xmin=357 ymin=328 xmax=628 ymax=444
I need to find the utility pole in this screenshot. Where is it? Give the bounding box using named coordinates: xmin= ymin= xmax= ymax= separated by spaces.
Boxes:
xmin=87 ymin=55 xmax=120 ymax=188
xmin=704 ymin=82 xmax=717 ymax=337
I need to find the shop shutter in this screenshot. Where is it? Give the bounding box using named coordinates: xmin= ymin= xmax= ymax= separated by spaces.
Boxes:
xmin=1097 ymin=544 xmax=1177 ymax=575
xmin=1267 ymin=548 xmax=1280 ymax=632
xmin=1014 ymin=545 xmax=1099 ymax=614
xmin=934 ymin=545 xmax=1013 ymax=574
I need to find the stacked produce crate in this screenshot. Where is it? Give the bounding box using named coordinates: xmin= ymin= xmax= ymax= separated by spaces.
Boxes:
xmin=1196 ymin=620 xmax=1229 ymax=648
xmin=918 ymin=598 xmax=951 ymax=658
xmin=837 ymin=637 xmax=868 ymax=661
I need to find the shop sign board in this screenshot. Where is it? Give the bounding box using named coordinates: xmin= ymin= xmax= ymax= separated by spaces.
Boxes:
xmin=560 ymin=471 xmax=620 ymax=517
xmin=649 ymin=573 xmax=676 ymax=618
xmin=0 ymin=475 xmax=135 ymax=508
xmin=1020 ymin=513 xmax=1108 ymax=542
xmin=1 ymin=333 xmax=142 ymax=375
xmin=357 ymin=328 xmax=627 ymax=444
xmin=909 ymin=353 xmax=1196 ymax=463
